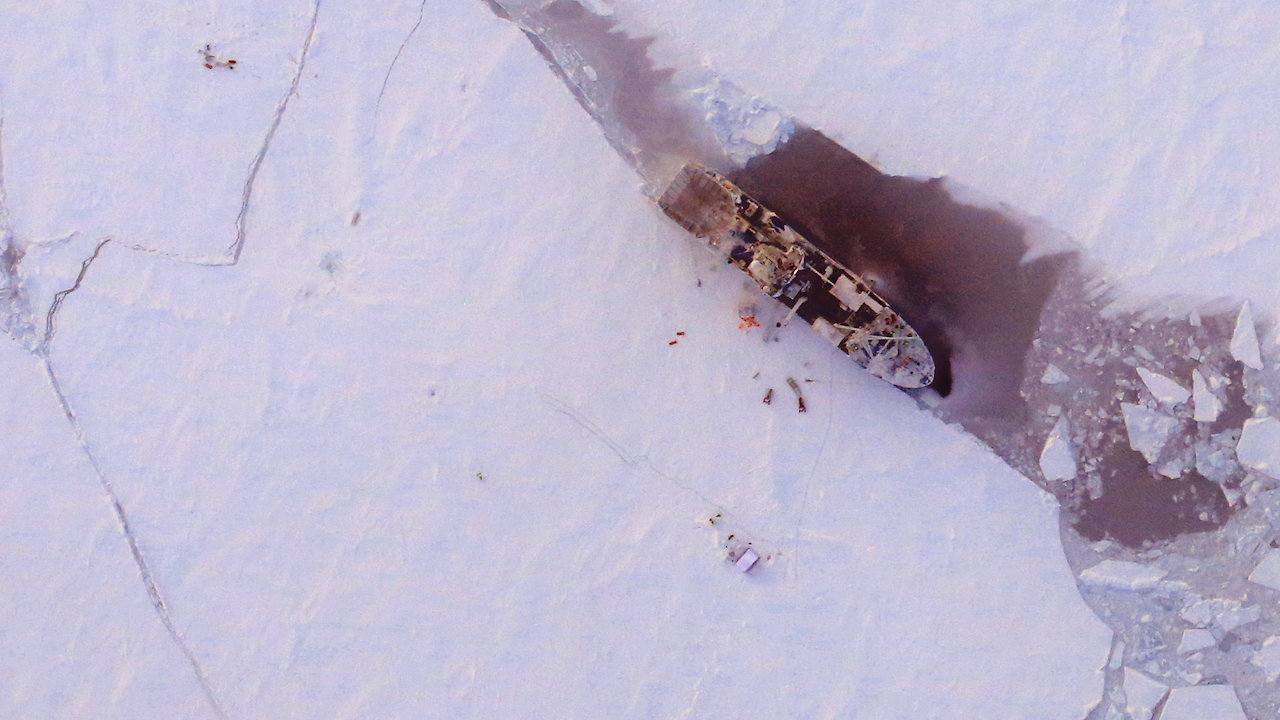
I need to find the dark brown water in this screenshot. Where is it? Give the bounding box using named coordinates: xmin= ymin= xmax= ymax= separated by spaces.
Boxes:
xmin=728 ymin=128 xmax=1072 ymax=415
xmin=726 ymin=131 xmax=1234 ymax=546
xmin=491 ymin=0 xmax=1237 ymax=547
xmin=1074 ymin=446 xmax=1231 ymax=546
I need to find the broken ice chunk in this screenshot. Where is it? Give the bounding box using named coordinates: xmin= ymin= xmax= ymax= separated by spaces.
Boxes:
xmin=1122 ymin=669 xmax=1168 ymax=720
xmin=1079 ymin=560 xmax=1167 ymax=590
xmin=1237 ymin=417 xmax=1280 ymax=477
xmin=1219 ymin=604 xmax=1262 ymax=631
xmin=695 ymin=81 xmax=795 ymax=164
xmin=1121 ymin=403 xmax=1180 ymax=465
xmin=1252 ymin=637 xmax=1280 ymax=681
xmin=1040 ymin=364 xmax=1070 ymax=384
xmin=1248 ymin=549 xmax=1280 ymax=591
xmin=1161 ymin=685 xmax=1247 ymax=720
xmin=1181 ymin=599 xmax=1213 ymax=627
xmin=1136 ymin=368 xmax=1191 ymax=407
xmin=1192 ymin=370 xmax=1223 ymax=423
xmin=1039 ymin=417 xmax=1076 ymax=482
xmin=1178 ymin=629 xmax=1216 ymax=653
xmin=1231 ymin=301 xmax=1264 ymax=370
xmin=1181 ymin=598 xmax=1262 ymax=631
xmin=577 ymin=0 xmax=613 ymax=15
xmin=739 ymin=110 xmax=782 ymax=146
xmin=1156 ymin=451 xmax=1194 ymax=480
xmin=1195 ymin=440 xmax=1235 ymax=484
xmin=1222 ymin=485 xmax=1246 ymax=506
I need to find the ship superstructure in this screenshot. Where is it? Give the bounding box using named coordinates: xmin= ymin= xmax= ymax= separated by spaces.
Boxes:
xmin=659 ymin=163 xmax=935 ymax=389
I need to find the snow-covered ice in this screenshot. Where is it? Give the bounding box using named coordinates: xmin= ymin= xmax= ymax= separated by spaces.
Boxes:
xmin=0 ymin=2 xmax=319 ymax=261
xmin=0 ymin=1 xmax=1115 ymax=717
xmin=25 ymin=146 xmax=1111 ymax=717
xmin=5 ymin=0 xmax=1280 ymax=717
xmin=0 ymin=340 xmax=215 ymax=718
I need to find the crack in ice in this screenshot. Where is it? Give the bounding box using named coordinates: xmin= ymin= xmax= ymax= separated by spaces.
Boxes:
xmin=372 ymin=0 xmax=428 ymax=135
xmin=0 ymin=112 xmax=10 ymax=244
xmin=2 ymin=12 xmax=325 ymax=702
xmin=789 ymin=351 xmax=837 ymax=589
xmin=1082 ymin=633 xmax=1126 ymax=720
xmin=543 ymin=393 xmax=640 ymax=466
xmin=227 ymin=0 xmax=321 ymax=265
xmin=41 ymin=357 xmax=228 ymax=719
xmin=6 ymin=0 xmax=322 ymax=271
xmin=542 ymin=393 xmax=725 ymax=510
xmin=0 ymin=20 xmax=336 ymax=712
xmin=43 ymin=237 xmax=110 ymax=348
xmin=1 ymin=102 xmax=226 ymax=720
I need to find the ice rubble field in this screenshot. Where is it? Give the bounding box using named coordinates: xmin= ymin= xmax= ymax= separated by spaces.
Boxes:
xmin=1 ymin=1 xmax=1276 ymax=718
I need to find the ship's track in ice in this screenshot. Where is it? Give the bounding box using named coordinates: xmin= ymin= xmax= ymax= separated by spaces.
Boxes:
xmin=659 ymin=163 xmax=936 ymax=389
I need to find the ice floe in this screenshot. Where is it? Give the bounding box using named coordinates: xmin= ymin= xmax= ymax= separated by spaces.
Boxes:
xmin=1180 ymin=598 xmax=1262 ymax=631
xmin=1122 ymin=669 xmax=1168 ymax=720
xmin=1079 ymin=560 xmax=1168 ymax=590
xmin=1039 ymin=417 xmax=1077 ymax=482
xmin=1248 ymin=549 xmax=1280 ymax=592
xmin=1251 ymin=638 xmax=1280 ymax=682
xmin=1041 ymin=364 xmax=1070 ymax=384
xmin=1231 ymin=302 xmax=1264 ymax=370
xmin=1121 ymin=403 xmax=1180 ymax=465
xmin=1192 ymin=370 xmax=1223 ymax=423
xmin=1236 ymin=417 xmax=1280 ymax=477
xmin=1137 ymin=368 xmax=1191 ymax=407
xmin=1161 ymin=685 xmax=1246 ymax=720
xmin=1195 ymin=434 xmax=1238 ymax=484
xmin=1178 ymin=628 xmax=1216 ymax=654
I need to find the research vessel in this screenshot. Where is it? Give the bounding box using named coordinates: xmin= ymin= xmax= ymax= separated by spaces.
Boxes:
xmin=659 ymin=163 xmax=936 ymax=389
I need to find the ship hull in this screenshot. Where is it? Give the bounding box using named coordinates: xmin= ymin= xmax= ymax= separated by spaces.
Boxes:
xmin=659 ymin=164 xmax=936 ymax=389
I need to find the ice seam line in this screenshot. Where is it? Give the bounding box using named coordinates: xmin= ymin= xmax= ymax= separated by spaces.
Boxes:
xmin=228 ymin=0 xmax=321 ymax=264
xmin=43 ymin=237 xmax=111 ymax=347
xmin=372 ymin=0 xmax=428 ymax=135
xmin=42 ymin=357 xmax=228 ymax=719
